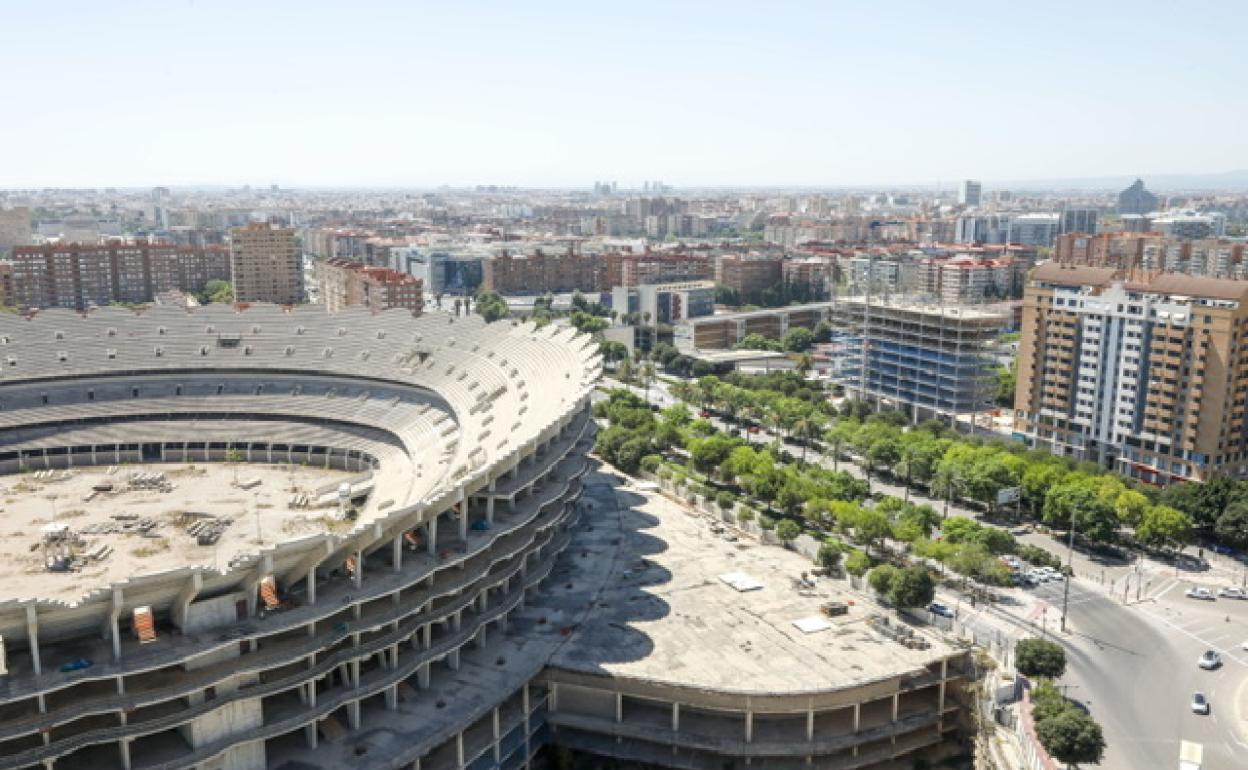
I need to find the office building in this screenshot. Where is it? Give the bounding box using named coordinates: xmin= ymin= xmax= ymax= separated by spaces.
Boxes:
xmin=320 ymin=258 xmax=424 ymax=313
xmin=1117 ymin=178 xmax=1158 ymax=215
xmin=1006 ymin=213 xmax=1060 ymax=248
xmin=958 ymin=180 xmax=982 ymax=207
xmin=954 ymin=213 xmax=1012 ymax=245
xmin=1059 ymin=207 xmax=1098 ymax=236
xmin=829 ymin=299 xmax=1005 ymax=420
xmin=675 ymin=302 xmax=833 ymax=350
xmin=230 ymin=223 xmax=304 ymax=304
xmin=1149 ymin=210 xmax=1226 ymax=240
xmin=611 ymin=280 xmax=715 ymax=325
xmin=8 ymin=242 xmax=231 ymax=310
xmin=1015 ymin=264 xmax=1248 ymax=483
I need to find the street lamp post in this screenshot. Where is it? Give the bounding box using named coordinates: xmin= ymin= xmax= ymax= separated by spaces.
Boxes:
xmin=1060 ymin=513 xmax=1078 ymax=633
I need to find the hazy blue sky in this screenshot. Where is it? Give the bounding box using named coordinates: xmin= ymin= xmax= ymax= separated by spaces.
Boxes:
xmin=2 ymin=1 xmax=1244 ymax=188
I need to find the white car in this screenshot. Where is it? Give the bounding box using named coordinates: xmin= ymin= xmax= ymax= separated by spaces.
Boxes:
xmin=1192 ymin=692 xmax=1210 ymax=714
xmin=1198 ymin=650 xmax=1222 ymax=670
xmin=1185 ymin=587 xmax=1216 ymax=601
xmin=1217 ymin=587 xmax=1247 ymax=599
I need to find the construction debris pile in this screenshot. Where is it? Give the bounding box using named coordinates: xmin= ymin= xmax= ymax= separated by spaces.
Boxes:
xmin=866 ymin=614 xmax=931 ymax=650
xmin=80 ymin=515 xmax=159 ymax=536
xmin=128 ymin=471 xmax=173 ymax=493
xmin=180 ymin=512 xmax=233 ymax=545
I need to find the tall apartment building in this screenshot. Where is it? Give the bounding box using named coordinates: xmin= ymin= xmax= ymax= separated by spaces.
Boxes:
xmin=1015 ymin=263 xmax=1248 ymax=483
xmin=482 ymin=250 xmax=602 ymax=295
xmin=830 ymin=299 xmax=1004 ymax=420
xmin=848 ymin=255 xmax=903 ymax=295
xmin=958 ymin=180 xmax=982 ymax=207
xmin=230 ymin=224 xmax=303 ymax=305
xmin=319 ymin=258 xmax=423 ymax=313
xmin=1055 ymin=233 xmax=1248 ymax=279
xmin=8 ymin=243 xmax=230 ymax=310
xmin=904 ymin=256 xmax=1024 ymax=304
xmin=0 ymin=207 xmax=32 ymax=256
xmin=781 ymin=256 xmax=834 ymax=299
xmin=714 ymin=253 xmax=783 ymax=297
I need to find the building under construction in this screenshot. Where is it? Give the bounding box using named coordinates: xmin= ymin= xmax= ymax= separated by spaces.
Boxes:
xmin=828 ymin=298 xmax=1006 ymax=422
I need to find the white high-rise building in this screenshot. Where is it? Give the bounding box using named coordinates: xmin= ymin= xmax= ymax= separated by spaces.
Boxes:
xmin=958 ymin=179 xmax=982 ymax=207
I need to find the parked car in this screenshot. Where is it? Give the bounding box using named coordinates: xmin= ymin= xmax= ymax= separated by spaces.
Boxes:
xmin=1217 ymin=587 xmax=1247 ymax=599
xmin=1198 ymin=650 xmax=1222 ymax=670
xmin=927 ymin=602 xmax=955 ymax=619
xmin=1191 ymin=692 xmax=1210 ymax=714
xmin=1185 ymin=587 xmax=1216 ymax=600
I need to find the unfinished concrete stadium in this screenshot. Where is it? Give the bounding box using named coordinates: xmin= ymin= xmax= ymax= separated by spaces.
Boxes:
xmin=0 ymin=305 xmax=971 ymax=770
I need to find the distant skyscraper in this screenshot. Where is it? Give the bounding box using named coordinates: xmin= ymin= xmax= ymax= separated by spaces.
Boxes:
xmin=152 ymin=187 xmax=171 ymax=230
xmin=958 ymin=180 xmax=982 ymax=207
xmin=230 ymin=223 xmax=304 ymax=304
xmin=1059 ymin=207 xmax=1099 ymax=236
xmin=1117 ymin=178 xmax=1158 ymax=215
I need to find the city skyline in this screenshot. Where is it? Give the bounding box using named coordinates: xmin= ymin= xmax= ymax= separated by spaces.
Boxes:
xmin=3 ymin=0 xmax=1246 ymax=188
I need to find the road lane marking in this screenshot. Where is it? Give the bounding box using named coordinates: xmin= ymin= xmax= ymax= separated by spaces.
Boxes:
xmin=1139 ymin=607 xmax=1248 ymax=667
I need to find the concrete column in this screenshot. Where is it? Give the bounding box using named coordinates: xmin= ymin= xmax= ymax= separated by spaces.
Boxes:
xmin=347 ymin=700 xmax=361 ymax=730
xmin=492 ymin=707 xmax=501 ymax=762
xmin=745 ymin=710 xmax=753 ymax=743
xmin=422 ymin=623 xmax=432 ymax=650
xmin=308 ymin=680 xmax=318 ymax=707
xmin=25 ymin=605 xmax=41 ymax=676
xmin=448 ymin=649 xmax=460 ymax=671
xmin=487 ymin=496 xmax=496 ymax=524
xmin=476 ymin=625 xmax=488 ymax=650
xmin=455 ymin=731 xmax=465 ymax=768
xmin=550 ymin=683 xmax=559 ymax=712
xmin=458 ymin=487 xmax=468 ymax=540
xmin=418 ymin=662 xmax=431 ymax=689
xmin=351 ymin=660 xmax=361 ymax=688
xmin=427 ymin=516 xmax=438 ymax=556
xmin=388 ymin=644 xmax=399 ymax=669
xmin=853 ymin=703 xmax=861 ymax=732
xmin=453 ymin=610 xmax=462 ymax=632
xmin=353 ymin=549 xmax=363 ymax=589
xmin=615 ymin=692 xmax=623 ymax=723
xmin=103 ymin=588 xmax=123 ymax=662
xmin=938 ymin=659 xmax=948 ymax=713
xmin=119 ymin=738 xmax=132 ymax=770
xmin=307 ymin=570 xmax=317 ymax=605
xmin=892 ymin=693 xmax=899 ymax=722
xmin=392 ymin=535 xmax=403 ymax=572
xmin=304 ymin=723 xmax=318 ymax=749
xmin=672 ymin=702 xmax=680 ymax=732
xmin=385 ymin=684 xmax=398 ymax=710
xmin=806 ymin=709 xmax=814 ymax=741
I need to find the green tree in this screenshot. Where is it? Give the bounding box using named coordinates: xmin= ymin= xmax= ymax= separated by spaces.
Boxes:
xmin=888 ymin=565 xmax=936 ymax=609
xmin=782 ymin=327 xmax=815 ymax=352
xmin=868 ymin=564 xmax=901 ymax=596
xmin=816 ymin=539 xmax=843 ymax=571
xmin=775 ymin=519 xmax=801 ymax=547
xmin=1015 ymin=638 xmax=1067 ymax=679
xmin=1215 ymin=499 xmax=1248 ymax=550
xmin=474 ymin=290 xmax=510 ymax=322
xmin=995 ymin=360 xmax=1017 ymax=407
xmin=204 ymin=279 xmax=234 ymax=304
xmin=1135 ymin=505 xmax=1193 ymax=553
xmin=1114 ymin=489 xmax=1150 ymax=528
xmin=1036 ymin=709 xmax=1106 ymax=767
xmin=851 ymin=509 xmax=893 ymax=555
xmin=845 ymin=550 xmax=871 ymax=577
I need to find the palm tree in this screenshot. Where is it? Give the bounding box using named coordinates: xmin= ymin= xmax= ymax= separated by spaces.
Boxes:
xmin=795 ymin=353 xmax=813 ymax=377
xmin=641 ymin=360 xmax=656 ymax=407
xmin=791 ymin=414 xmax=824 ymax=465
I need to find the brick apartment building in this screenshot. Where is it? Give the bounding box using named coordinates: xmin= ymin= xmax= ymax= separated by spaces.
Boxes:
xmin=320 ymin=258 xmax=423 ymax=313
xmin=482 ymin=250 xmax=602 ymax=295
xmin=602 ymin=251 xmax=713 ymax=288
xmin=8 ymin=242 xmax=230 ymax=310
xmin=1015 ymin=263 xmax=1248 ymax=483
xmin=714 ymin=253 xmax=783 ymax=296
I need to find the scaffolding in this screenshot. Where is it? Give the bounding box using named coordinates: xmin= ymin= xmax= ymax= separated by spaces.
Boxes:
xmin=828 ymin=295 xmax=1004 ymax=425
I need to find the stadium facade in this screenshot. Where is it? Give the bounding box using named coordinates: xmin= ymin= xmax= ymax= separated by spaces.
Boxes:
xmin=0 ymin=305 xmax=970 ymax=770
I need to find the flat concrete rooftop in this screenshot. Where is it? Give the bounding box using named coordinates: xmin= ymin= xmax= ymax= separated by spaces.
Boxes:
xmin=550 ymin=487 xmax=956 ymax=696
xmin=0 ymin=463 xmax=359 ymax=603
